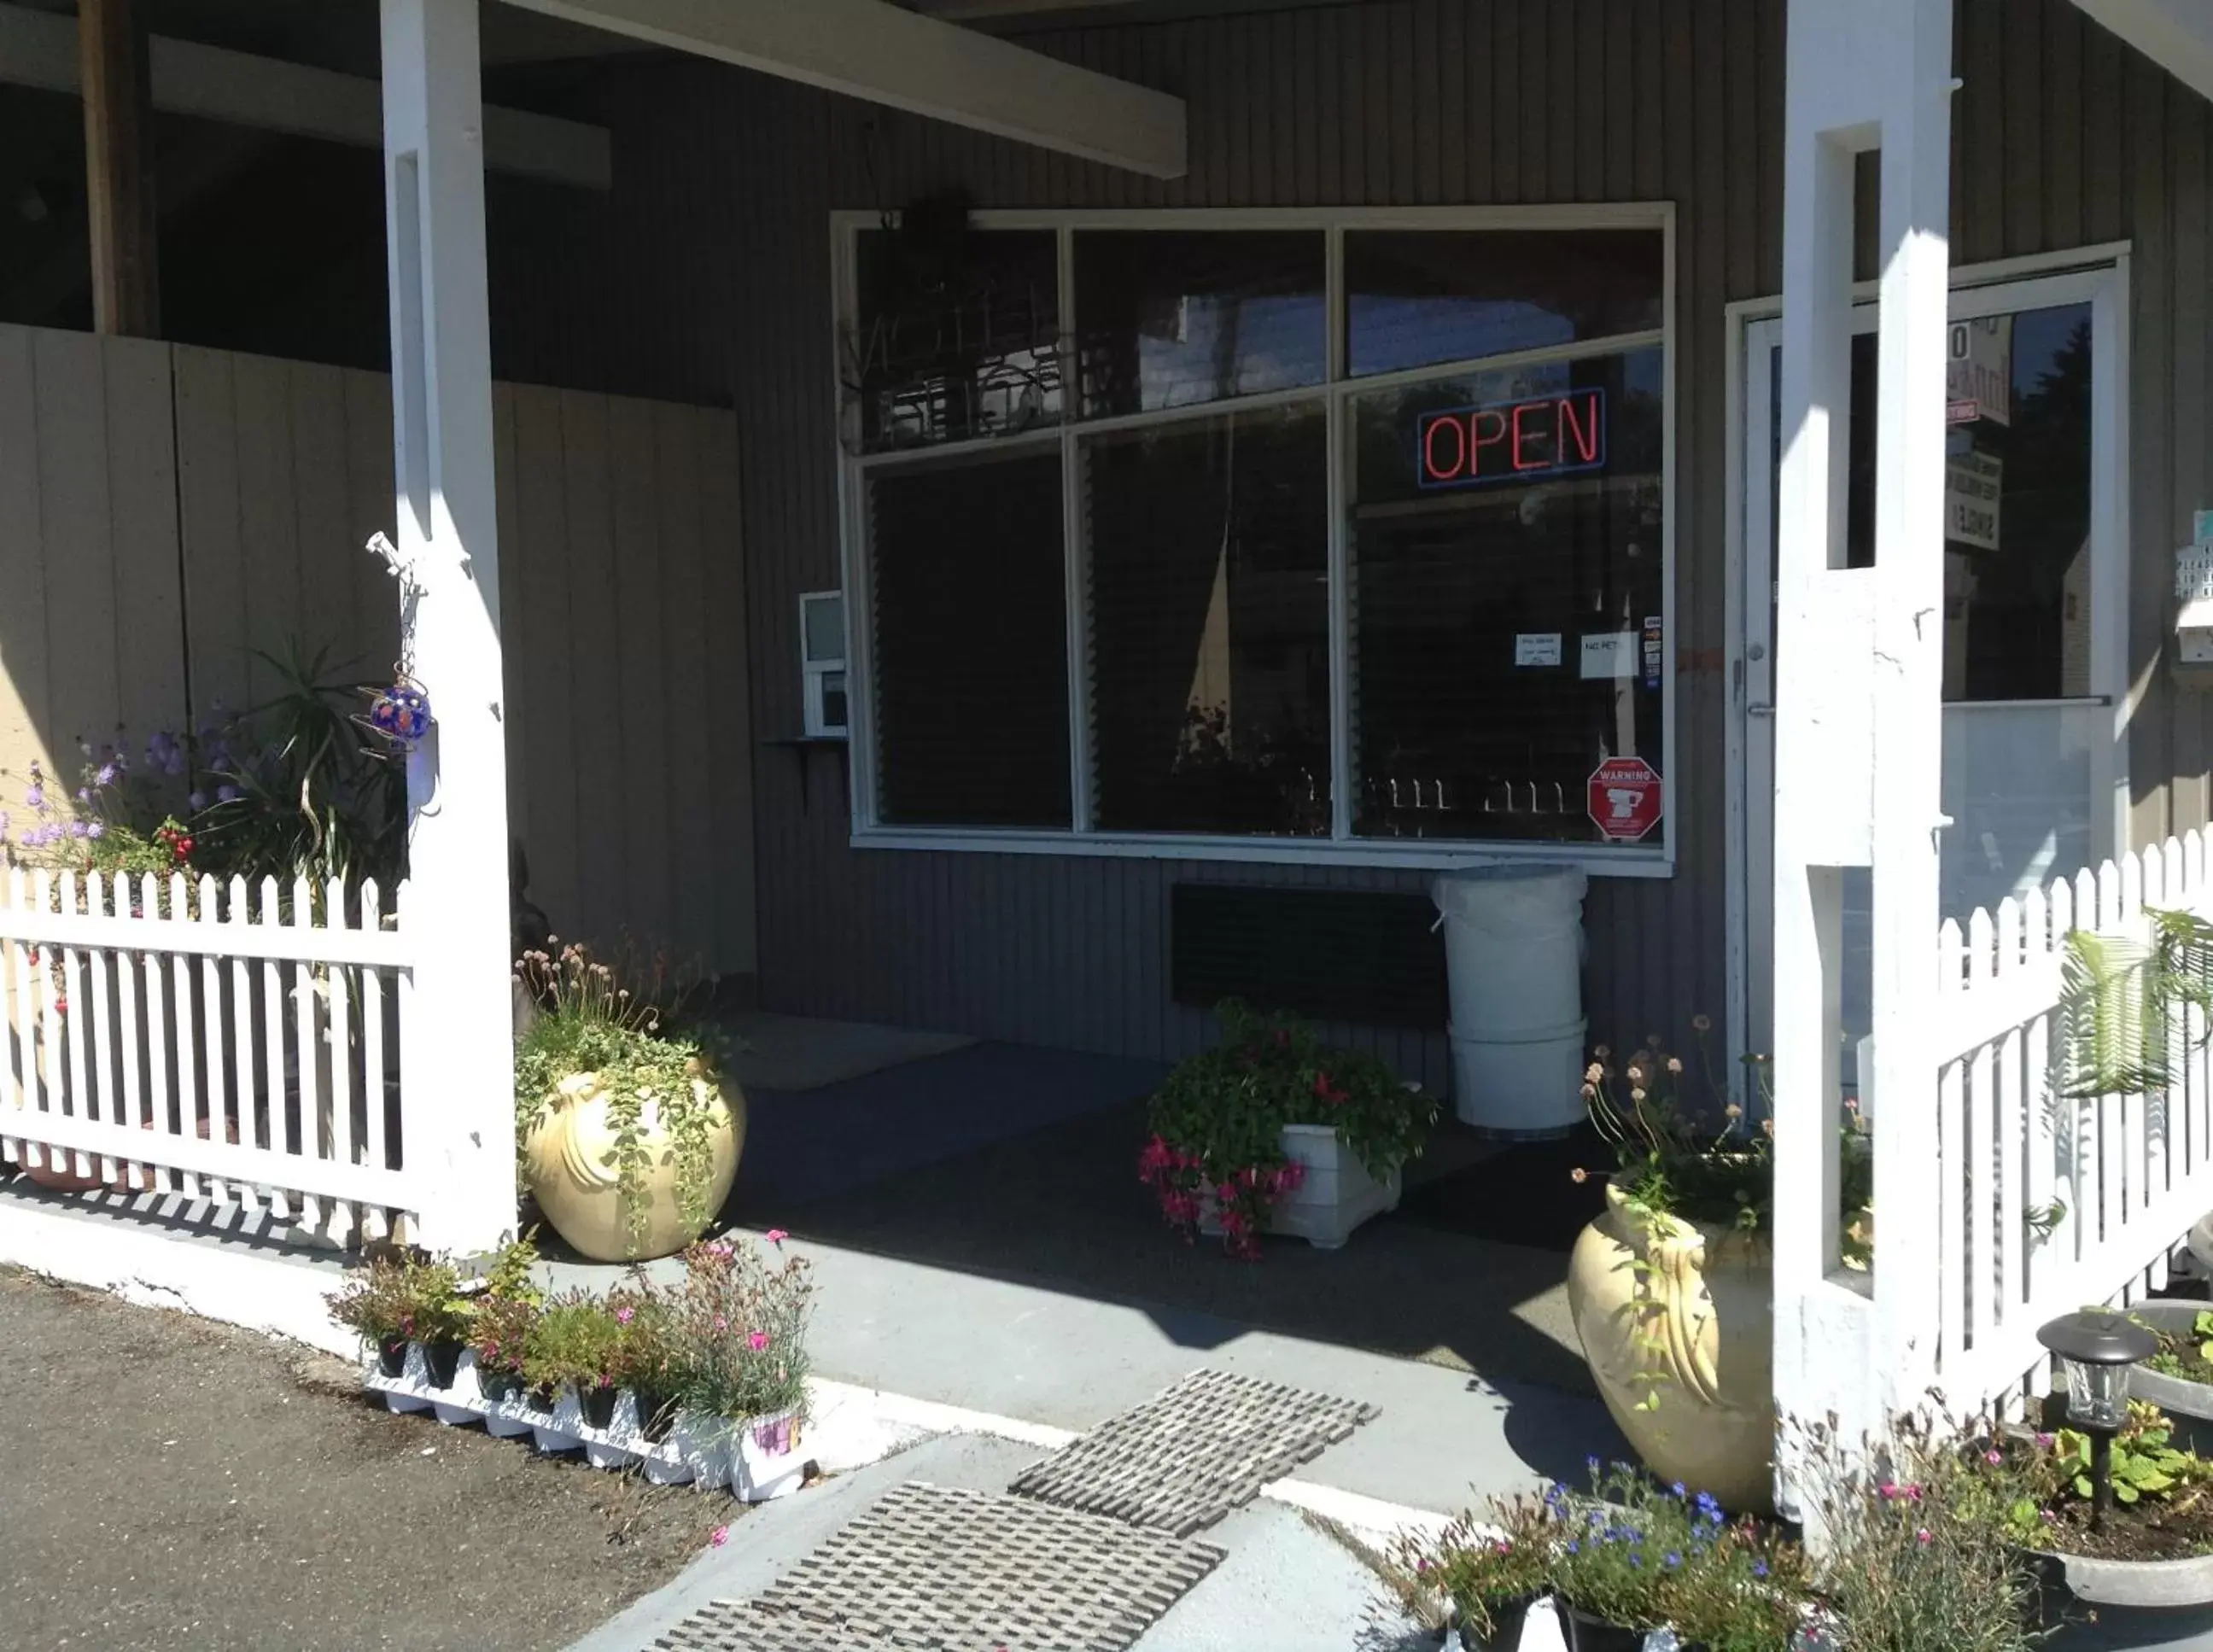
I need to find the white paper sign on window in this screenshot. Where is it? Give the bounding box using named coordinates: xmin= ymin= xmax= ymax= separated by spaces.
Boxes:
xmin=1515 ymin=633 xmax=1562 ymax=668
xmin=1579 ymin=632 xmax=1636 ymax=680
xmin=1944 ymin=448 xmax=2002 ymax=552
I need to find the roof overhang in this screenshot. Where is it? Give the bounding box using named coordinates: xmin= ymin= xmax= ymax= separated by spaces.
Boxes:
xmin=0 ymin=1 xmax=611 ymax=188
xmin=502 ymin=0 xmax=1188 ymax=178
xmin=2072 ymin=0 xmax=2213 ymax=108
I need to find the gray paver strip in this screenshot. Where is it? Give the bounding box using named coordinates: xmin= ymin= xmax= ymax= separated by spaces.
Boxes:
xmin=647 ymin=1484 xmax=1223 ymax=1652
xmin=646 ymin=1601 xmax=837 ymax=1651
xmin=755 ymin=1483 xmax=1223 ymax=1652
xmin=1008 ymin=1368 xmax=1378 ymax=1537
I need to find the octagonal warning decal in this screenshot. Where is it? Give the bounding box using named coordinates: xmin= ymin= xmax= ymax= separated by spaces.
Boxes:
xmin=1587 ymin=756 xmax=1662 ymax=843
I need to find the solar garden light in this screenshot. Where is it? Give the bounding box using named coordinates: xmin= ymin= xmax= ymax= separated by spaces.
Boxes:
xmin=2037 ymin=1308 xmax=2158 ymax=1528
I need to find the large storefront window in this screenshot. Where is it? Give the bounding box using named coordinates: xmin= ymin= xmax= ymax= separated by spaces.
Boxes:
xmin=839 ymin=211 xmax=1673 ymax=861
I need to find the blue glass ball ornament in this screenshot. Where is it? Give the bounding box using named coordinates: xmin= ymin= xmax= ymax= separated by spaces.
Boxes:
xmin=368 ymin=680 xmax=433 ymax=745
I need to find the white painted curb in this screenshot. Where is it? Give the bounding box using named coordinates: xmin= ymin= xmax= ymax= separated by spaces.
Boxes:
xmin=0 ymin=1194 xmax=353 ymax=1355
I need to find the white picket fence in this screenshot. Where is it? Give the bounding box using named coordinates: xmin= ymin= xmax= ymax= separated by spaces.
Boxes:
xmin=0 ymin=867 xmax=420 ymax=1244
xmin=1930 ymin=828 xmax=2213 ymax=1421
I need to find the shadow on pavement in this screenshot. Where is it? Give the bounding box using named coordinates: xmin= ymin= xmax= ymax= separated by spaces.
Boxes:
xmin=717 ymin=1042 xmax=1597 ymax=1398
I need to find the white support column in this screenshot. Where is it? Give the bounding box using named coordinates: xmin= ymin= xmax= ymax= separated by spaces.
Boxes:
xmin=1865 ymin=0 xmax=1956 ymax=1423
xmin=1771 ymin=0 xmax=1953 ymax=1515
xmin=380 ymin=0 xmax=515 ymax=1258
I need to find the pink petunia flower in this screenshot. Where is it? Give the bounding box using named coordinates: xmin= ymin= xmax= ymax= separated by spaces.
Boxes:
xmin=747 ymin=1331 xmax=770 ymax=1351
xmin=709 ymin=1526 xmax=729 ymax=1548
xmin=615 ymin=1305 xmax=635 ymax=1325
xmin=764 ymin=1229 xmax=789 ymax=1245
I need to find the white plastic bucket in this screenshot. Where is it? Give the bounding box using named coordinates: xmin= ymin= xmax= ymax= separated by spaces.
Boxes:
xmin=1433 ymin=866 xmax=1589 ymax=1137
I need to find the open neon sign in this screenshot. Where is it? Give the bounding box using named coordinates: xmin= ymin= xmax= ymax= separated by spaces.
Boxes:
xmin=1416 ymin=388 xmax=1607 ymax=490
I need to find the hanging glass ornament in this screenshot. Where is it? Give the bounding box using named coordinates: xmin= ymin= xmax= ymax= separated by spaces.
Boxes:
xmin=365 ymin=675 xmax=433 ymax=748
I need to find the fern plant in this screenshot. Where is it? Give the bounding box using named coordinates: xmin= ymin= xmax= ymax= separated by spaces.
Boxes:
xmin=2058 ymin=908 xmax=2213 ymax=1099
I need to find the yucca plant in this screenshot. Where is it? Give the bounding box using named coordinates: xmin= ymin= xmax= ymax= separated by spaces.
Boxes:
xmin=2058 ymin=908 xmax=2213 ymax=1099
xmin=192 ymin=642 xmax=409 ymax=897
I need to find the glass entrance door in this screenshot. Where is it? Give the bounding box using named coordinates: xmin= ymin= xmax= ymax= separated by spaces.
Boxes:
xmin=1737 ymin=267 xmax=2125 ymax=1088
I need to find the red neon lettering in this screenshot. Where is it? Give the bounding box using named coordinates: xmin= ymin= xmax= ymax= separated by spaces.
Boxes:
xmin=1470 ymin=409 xmax=1509 ymax=476
xmin=1510 ymin=401 xmax=1548 ymax=470
xmin=1422 ymin=414 xmax=1467 ymax=482
xmin=1558 ymin=393 xmax=1600 ymax=464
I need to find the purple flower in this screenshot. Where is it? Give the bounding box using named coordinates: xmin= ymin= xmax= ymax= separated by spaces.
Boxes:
xmin=217 ymin=785 xmax=241 ymax=803
xmin=74 ymin=788 xmax=90 ymax=804
xmin=94 ymin=762 xmax=118 ymax=788
xmin=24 ymin=783 xmax=42 ymax=809
xmin=188 ymin=791 xmax=208 ymax=813
xmin=67 ymin=821 xmax=88 ymax=840
xmin=86 ymin=822 xmax=104 ymax=840
xmin=1753 ymin=1561 xmax=1769 ymax=1578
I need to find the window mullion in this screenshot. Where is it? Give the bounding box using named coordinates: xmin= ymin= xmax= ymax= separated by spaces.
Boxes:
xmin=1059 ymin=224 xmax=1092 ymax=834
xmin=1326 ymin=225 xmax=1352 ymax=843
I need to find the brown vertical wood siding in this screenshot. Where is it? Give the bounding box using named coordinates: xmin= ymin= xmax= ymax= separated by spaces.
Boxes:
xmin=529 ymin=0 xmax=2211 ymax=1086
xmin=0 ymin=330 xmax=755 ymax=980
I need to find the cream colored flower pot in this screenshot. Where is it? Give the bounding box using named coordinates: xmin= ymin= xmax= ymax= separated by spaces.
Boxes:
xmin=1566 ymin=1182 xmax=1775 ymax=1514
xmin=523 ymin=1070 xmax=744 ymax=1263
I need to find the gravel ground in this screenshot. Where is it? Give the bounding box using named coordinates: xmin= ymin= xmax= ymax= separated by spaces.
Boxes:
xmin=0 ymin=1267 xmax=733 ymax=1652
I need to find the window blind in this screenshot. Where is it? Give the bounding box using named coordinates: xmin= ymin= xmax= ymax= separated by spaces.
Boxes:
xmin=1083 ymin=404 xmax=1332 ymax=837
xmin=868 ymin=450 xmax=1071 ymax=827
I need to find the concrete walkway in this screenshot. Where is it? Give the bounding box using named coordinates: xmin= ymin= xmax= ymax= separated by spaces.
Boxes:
xmin=550 ymin=1233 xmax=1626 ymax=1524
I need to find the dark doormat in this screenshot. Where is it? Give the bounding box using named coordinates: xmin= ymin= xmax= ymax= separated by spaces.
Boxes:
xmin=1394 ymin=1127 xmax=1612 ymax=1253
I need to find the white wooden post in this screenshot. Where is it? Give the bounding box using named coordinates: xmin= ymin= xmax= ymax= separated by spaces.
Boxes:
xmin=379 ymin=0 xmax=515 ymax=1257
xmin=1772 ymin=0 xmax=1953 ymax=1515
xmin=1865 ymin=0 xmax=1955 ymax=1424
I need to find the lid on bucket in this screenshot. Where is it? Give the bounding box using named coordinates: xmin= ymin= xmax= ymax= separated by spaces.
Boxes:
xmin=1431 ymin=864 xmax=1589 ymax=927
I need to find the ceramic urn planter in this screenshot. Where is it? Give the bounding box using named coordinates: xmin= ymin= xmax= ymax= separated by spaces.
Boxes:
xmin=523 ymin=1071 xmax=744 ymax=1263
xmin=1567 ymin=1183 xmax=1775 ymax=1514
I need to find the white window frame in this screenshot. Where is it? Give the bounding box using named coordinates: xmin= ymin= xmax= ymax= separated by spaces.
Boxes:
xmin=830 ymin=203 xmax=1678 ymax=876
xmin=799 ymin=589 xmax=849 ymax=738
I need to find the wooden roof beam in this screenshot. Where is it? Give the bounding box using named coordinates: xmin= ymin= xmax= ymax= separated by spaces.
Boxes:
xmin=2072 ymin=0 xmax=2213 ymax=108
xmin=502 ymin=0 xmax=1188 ymax=178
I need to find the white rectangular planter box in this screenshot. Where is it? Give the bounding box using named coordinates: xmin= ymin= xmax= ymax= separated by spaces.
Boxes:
xmin=359 ymin=1354 xmax=804 ymax=1501
xmin=1198 ymin=1124 xmax=1401 ymax=1251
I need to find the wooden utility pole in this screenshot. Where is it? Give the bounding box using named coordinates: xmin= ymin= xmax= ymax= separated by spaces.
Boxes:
xmin=79 ymin=0 xmax=160 ymax=336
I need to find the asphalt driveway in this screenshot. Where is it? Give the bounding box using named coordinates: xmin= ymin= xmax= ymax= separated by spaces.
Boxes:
xmin=0 ymin=1267 xmax=731 ymax=1652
